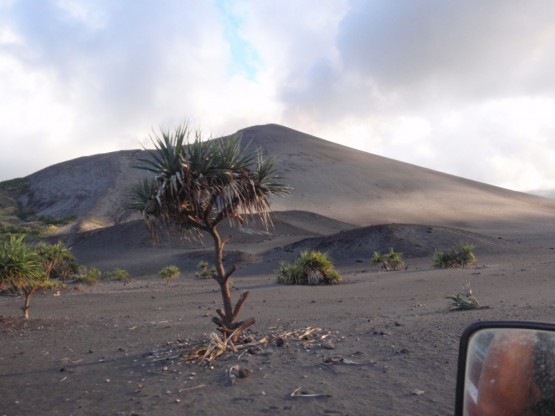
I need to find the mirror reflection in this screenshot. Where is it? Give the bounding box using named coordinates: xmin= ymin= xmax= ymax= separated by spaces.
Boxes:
xmin=464 ymin=328 xmax=555 ymax=416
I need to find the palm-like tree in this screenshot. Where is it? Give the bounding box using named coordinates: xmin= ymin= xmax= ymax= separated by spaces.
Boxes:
xmin=132 ymin=125 xmax=289 ymax=340
xmin=0 ymin=235 xmax=53 ymax=319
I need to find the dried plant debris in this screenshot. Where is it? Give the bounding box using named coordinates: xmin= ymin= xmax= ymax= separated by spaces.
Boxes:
xmin=271 ymin=326 xmax=332 ymax=347
xmin=290 ymin=386 xmax=331 ymax=398
xmin=182 ymin=332 xmax=270 ymax=364
xmin=446 ymin=284 xmax=488 ymax=311
xmin=180 ymin=326 xmax=333 ymax=364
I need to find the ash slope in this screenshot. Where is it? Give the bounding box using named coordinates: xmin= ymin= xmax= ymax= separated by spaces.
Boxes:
xmin=16 ymin=123 xmax=555 ymax=242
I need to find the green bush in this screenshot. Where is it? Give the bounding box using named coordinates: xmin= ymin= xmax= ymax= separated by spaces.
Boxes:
xmin=103 ymin=268 xmax=130 ymax=283
xmin=53 ymin=261 xmax=80 ymax=281
xmin=75 ymin=266 xmax=102 ymax=286
xmin=196 ymin=260 xmax=215 ymax=279
xmin=34 ymin=241 xmax=77 ymax=279
xmin=159 ymin=265 xmax=181 ymax=286
xmin=372 ymin=248 xmax=405 ymax=271
xmin=433 ymin=243 xmax=477 ymax=269
xmin=277 ymin=250 xmax=342 ymax=285
xmin=0 ymin=223 xmax=44 ymax=237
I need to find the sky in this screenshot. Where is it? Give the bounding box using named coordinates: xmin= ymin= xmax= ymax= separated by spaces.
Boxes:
xmin=2 ymin=0 xmax=555 ymax=196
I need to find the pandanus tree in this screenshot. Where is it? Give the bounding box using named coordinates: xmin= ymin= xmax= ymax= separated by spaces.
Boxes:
xmin=0 ymin=235 xmax=53 ymax=319
xmin=131 ymin=125 xmax=289 ymax=340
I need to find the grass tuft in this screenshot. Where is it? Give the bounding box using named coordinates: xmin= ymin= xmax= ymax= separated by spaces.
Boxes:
xmin=433 ymin=243 xmax=477 ymax=269
xmin=372 ymin=248 xmax=405 ymax=271
xmin=277 ymin=250 xmax=342 ymax=285
xmin=159 ymin=265 xmax=181 ymax=286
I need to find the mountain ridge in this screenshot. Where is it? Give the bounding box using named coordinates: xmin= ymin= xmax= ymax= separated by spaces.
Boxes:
xmin=10 ymin=123 xmax=555 ymax=238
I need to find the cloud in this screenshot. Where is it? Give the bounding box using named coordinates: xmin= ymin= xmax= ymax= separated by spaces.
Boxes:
xmin=0 ymin=0 xmax=283 ymax=179
xmin=1 ymin=0 xmax=555 ymax=195
xmin=272 ymin=0 xmax=555 ymax=192
xmin=336 ymin=0 xmax=555 ymax=100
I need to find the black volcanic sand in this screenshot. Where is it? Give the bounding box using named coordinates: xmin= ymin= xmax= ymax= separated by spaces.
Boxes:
xmin=2 ymin=220 xmax=555 ymax=415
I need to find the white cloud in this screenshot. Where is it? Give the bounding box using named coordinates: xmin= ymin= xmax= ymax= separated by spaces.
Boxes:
xmin=1 ymin=0 xmax=555 ymax=196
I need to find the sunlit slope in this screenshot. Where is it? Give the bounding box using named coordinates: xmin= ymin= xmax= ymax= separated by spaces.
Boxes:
xmin=16 ymin=123 xmax=555 ymax=237
xmin=240 ymin=124 xmax=555 ymax=234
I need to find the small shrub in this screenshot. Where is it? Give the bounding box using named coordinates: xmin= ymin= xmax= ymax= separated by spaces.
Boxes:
xmin=433 ymin=243 xmax=477 ymax=269
xmin=372 ymin=248 xmax=405 ymax=271
xmin=277 ymin=262 xmax=303 ymax=285
xmin=53 ymin=261 xmax=80 ymax=281
xmin=34 ymin=241 xmax=77 ymax=279
xmin=277 ymin=250 xmax=342 ymax=285
xmin=196 ymin=260 xmax=215 ymax=279
xmin=159 ymin=265 xmax=181 ymax=286
xmin=103 ymin=268 xmax=130 ymax=283
xmin=75 ymin=266 xmax=101 ymax=286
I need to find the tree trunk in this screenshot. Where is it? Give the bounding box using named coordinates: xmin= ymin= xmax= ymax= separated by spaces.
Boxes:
xmin=209 ymin=226 xmax=233 ymax=319
xmin=22 ymin=288 xmax=35 ymax=320
xmin=208 ymin=225 xmax=254 ymax=341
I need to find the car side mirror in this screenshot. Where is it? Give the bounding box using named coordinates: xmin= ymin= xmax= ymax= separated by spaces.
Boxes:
xmin=455 ymin=321 xmax=555 ymax=416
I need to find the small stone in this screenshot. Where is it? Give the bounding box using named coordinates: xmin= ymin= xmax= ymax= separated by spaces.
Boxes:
xmin=412 ymin=389 xmax=425 ymax=396
xmin=321 ymin=340 xmax=335 ymax=350
xmin=175 ymin=399 xmax=181 ymax=403
xmin=276 ymin=337 xmax=285 ymax=347
xmin=237 ymin=368 xmax=251 ymax=379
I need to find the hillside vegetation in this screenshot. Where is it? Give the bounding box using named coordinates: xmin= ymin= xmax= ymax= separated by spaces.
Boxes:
xmin=0 ymin=178 xmax=74 ymax=237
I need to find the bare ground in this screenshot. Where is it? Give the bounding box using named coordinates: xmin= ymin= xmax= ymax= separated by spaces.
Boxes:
xmin=2 ymin=246 xmax=555 ymax=415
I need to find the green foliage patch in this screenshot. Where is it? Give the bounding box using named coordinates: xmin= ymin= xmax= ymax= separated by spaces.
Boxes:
xmin=277 ymin=250 xmax=342 ymax=285
xmin=196 ymin=260 xmax=215 ymax=279
xmin=103 ymin=268 xmax=131 ymax=283
xmin=433 ymin=243 xmax=477 ymax=269
xmin=34 ymin=241 xmax=77 ymax=279
xmin=74 ymin=266 xmax=102 ymax=286
xmin=0 ymin=178 xmax=30 ymax=195
xmin=159 ymin=265 xmax=181 ymax=286
xmin=372 ymin=248 xmax=405 ymax=271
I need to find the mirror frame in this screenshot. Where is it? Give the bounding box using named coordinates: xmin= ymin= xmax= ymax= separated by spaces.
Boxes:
xmin=455 ymin=320 xmax=555 ymax=416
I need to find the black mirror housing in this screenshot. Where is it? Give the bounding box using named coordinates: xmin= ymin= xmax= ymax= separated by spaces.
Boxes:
xmin=455 ymin=321 xmax=555 ymax=416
